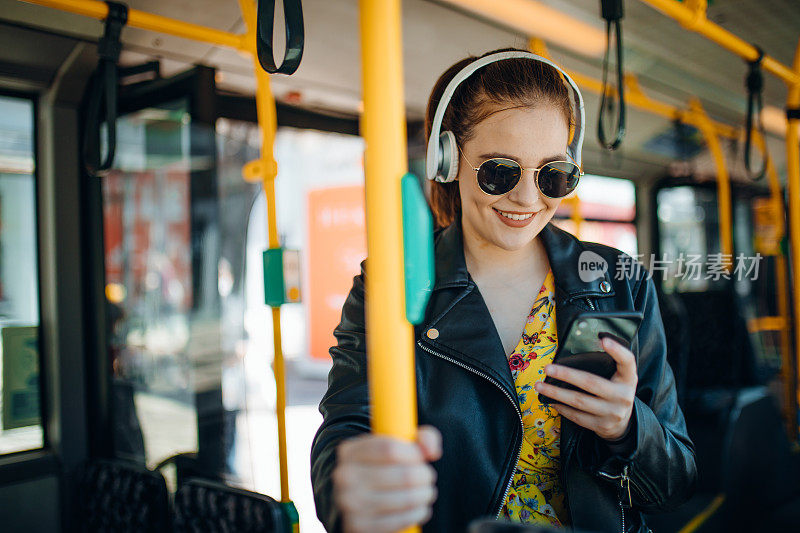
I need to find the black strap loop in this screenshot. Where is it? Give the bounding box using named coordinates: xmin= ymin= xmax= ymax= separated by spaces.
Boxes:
xmin=118 ymin=60 xmax=160 ymax=79
xmin=83 ymin=1 xmax=128 ymax=176
xmin=598 ymin=0 xmax=626 ymax=151
xmin=744 ymin=45 xmax=768 ymax=181
xmin=256 ymin=0 xmax=304 ymax=75
xmin=787 ymin=107 xmax=800 ymax=120
xmin=98 ymin=2 xmax=127 ymax=61
xmin=673 ymin=119 xmax=692 ymax=161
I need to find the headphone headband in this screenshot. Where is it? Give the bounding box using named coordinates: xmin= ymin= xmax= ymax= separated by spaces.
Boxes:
xmin=425 ymin=51 xmax=586 ymax=182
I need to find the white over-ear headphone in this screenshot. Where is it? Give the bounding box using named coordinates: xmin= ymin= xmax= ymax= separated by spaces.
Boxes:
xmin=425 ymin=50 xmax=586 ymax=183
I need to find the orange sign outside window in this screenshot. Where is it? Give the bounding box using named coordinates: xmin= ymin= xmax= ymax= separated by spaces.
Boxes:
xmin=306 ymin=185 xmax=367 ymax=361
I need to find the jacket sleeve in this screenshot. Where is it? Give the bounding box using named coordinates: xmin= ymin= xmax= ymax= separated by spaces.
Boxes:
xmin=590 ymin=272 xmax=698 ymax=512
xmin=310 ymin=265 xmax=372 ymax=532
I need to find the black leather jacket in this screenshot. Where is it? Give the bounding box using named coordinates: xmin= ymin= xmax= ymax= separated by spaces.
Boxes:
xmin=311 ymin=220 xmax=697 ymax=533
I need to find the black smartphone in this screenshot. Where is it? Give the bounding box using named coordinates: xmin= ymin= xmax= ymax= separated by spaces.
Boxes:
xmin=538 ymin=311 xmax=643 ymax=405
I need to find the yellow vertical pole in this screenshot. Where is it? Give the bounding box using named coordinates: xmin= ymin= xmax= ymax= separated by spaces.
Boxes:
xmin=753 ymin=129 xmax=796 ymax=441
xmin=359 ymin=6 xmax=419 ymax=529
xmin=529 ymin=37 xmax=549 ymax=57
xmin=787 ymin=39 xmax=800 ymax=421
xmin=777 ymin=251 xmax=795 ymax=439
xmin=690 ymin=98 xmax=733 ymax=270
xmin=238 ymin=0 xmax=290 ymax=504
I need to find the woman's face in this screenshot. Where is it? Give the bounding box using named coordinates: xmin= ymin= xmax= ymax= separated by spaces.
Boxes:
xmin=457 ymin=103 xmax=570 ymax=252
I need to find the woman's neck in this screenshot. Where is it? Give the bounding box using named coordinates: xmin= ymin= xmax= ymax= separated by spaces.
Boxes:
xmin=462 ymin=226 xmax=549 ymax=286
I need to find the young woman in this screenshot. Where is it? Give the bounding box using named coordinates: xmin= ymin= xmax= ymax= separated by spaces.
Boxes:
xmin=311 ymin=48 xmax=696 ymax=533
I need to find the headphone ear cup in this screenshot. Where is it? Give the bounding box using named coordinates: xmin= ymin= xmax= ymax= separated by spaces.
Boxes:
xmin=437 ymin=130 xmax=459 ymax=183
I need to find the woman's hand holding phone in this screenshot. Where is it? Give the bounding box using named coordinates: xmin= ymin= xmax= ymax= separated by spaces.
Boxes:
xmin=534 ymin=335 xmax=637 ymax=441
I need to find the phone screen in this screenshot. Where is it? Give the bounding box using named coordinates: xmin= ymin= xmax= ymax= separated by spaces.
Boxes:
xmin=538 ymin=311 xmax=643 ymax=405
xmin=558 ymin=312 xmax=643 ymax=357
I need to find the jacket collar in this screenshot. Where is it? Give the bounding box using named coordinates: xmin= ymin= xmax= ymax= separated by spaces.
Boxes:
xmin=433 ymin=217 xmax=616 ymax=299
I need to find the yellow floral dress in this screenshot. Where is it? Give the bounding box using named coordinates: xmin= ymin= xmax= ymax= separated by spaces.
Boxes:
xmin=500 ymin=268 xmax=569 ymax=526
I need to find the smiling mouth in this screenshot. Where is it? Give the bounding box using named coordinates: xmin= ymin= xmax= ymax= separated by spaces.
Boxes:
xmin=493 ymin=208 xmax=537 ymax=221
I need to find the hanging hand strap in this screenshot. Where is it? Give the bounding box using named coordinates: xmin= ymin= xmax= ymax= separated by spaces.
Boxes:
xmin=83 ymin=1 xmax=128 ymax=176
xmin=598 ymin=0 xmax=626 ymax=151
xmin=744 ymin=45 xmax=768 ymax=181
xmin=673 ymin=119 xmax=686 ymax=160
xmin=256 ymin=0 xmax=304 ymax=75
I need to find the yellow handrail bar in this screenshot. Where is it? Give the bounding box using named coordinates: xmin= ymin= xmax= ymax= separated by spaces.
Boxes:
xmin=639 ymin=0 xmax=800 ymax=86
xmin=528 ymin=39 xmax=750 ymax=142
xmin=21 ymin=0 xmax=248 ymax=50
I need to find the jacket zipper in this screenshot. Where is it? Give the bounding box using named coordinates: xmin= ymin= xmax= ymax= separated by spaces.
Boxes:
xmin=596 ymin=464 xmax=654 ymax=532
xmin=596 ymin=466 xmax=629 ymax=533
xmin=417 ymin=340 xmax=523 ymax=518
xmin=585 ymin=297 xmax=596 ymax=310
xmin=596 ymin=464 xmax=648 ymax=503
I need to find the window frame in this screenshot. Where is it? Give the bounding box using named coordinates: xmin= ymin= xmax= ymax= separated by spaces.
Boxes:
xmin=552 ymin=173 xmax=639 ymax=226
xmin=0 ymin=87 xmax=49 ymax=463
xmin=650 ymin=175 xmax=774 ymax=282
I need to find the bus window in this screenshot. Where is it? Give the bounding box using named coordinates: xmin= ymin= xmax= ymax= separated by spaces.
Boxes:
xmin=0 ymin=93 xmax=42 ymax=456
xmin=655 ymin=183 xmax=780 ymax=384
xmin=103 ymin=100 xmax=199 ymax=466
xmin=103 ymin=99 xmax=262 ymax=475
xmin=105 ymin=109 xmax=361 ymax=530
xmin=552 ymin=174 xmax=637 ymax=256
xmin=656 ymin=186 xmax=715 ymax=293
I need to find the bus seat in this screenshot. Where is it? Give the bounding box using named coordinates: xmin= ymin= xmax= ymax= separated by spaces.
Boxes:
xmin=646 ymin=387 xmax=799 ymax=532
xmin=172 ymin=478 xmax=288 ymax=532
xmin=76 ymin=458 xmax=170 ymax=532
xmin=677 ymin=288 xmax=758 ymax=390
xmin=655 ymin=285 xmax=690 ymax=406
xmin=154 ymin=451 xmax=226 ymax=488
xmin=720 ymin=388 xmax=799 ymax=529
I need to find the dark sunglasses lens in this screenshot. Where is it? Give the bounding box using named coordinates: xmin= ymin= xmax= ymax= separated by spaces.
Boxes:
xmin=477 ymin=158 xmax=521 ymax=195
xmin=537 ymin=161 xmax=581 ymax=198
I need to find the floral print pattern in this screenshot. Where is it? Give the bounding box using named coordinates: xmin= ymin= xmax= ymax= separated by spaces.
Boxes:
xmin=500 ymin=269 xmax=568 ymax=526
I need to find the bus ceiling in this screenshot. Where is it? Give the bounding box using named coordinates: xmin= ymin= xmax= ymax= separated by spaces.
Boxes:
xmin=0 ymin=0 xmax=795 ymax=183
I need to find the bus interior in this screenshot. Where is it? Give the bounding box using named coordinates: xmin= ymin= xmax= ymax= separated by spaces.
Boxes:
xmin=0 ymin=0 xmax=799 ymax=531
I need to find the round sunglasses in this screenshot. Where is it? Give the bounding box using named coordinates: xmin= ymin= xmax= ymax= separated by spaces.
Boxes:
xmin=459 ymin=147 xmax=583 ymax=198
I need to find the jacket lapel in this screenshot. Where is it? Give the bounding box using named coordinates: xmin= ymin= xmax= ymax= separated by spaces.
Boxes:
xmin=419 ymin=221 xmax=516 ymax=400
